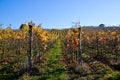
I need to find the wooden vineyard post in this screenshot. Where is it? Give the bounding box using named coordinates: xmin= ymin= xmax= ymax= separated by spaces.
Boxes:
xmin=28 ymin=22 xmax=33 ymax=74
xmin=77 ymin=24 xmax=82 ymax=68
xmin=73 ymin=22 xmax=83 ymax=67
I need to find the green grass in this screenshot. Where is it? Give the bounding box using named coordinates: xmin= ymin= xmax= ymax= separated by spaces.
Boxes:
xmin=32 ymin=39 xmax=67 ymax=80
xmin=44 ymin=39 xmax=67 ymax=80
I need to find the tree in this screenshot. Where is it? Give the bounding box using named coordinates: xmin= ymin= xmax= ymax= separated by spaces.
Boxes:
xmin=19 ymin=24 xmax=28 ymax=30
xmin=99 ymin=24 xmax=105 ymax=28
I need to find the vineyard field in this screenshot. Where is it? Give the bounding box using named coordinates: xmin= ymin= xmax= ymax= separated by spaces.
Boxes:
xmin=0 ymin=24 xmax=120 ymax=80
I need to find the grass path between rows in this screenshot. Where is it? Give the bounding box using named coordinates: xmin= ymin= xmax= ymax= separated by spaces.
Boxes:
xmin=39 ymin=39 xmax=67 ymax=80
